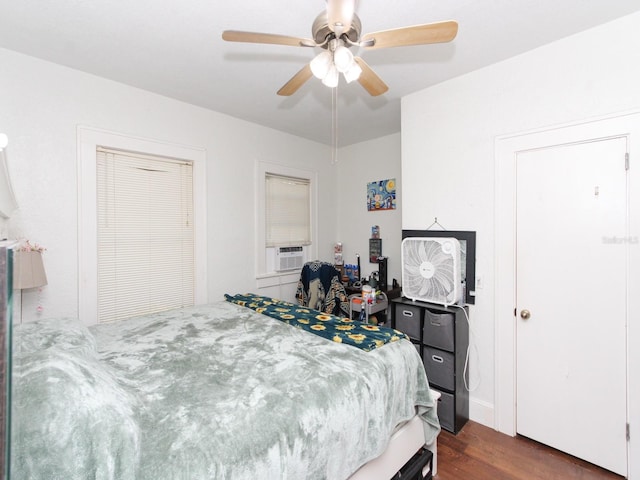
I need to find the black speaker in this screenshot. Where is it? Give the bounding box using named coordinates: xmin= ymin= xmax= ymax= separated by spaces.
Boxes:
xmin=377 ymin=257 xmax=388 ymax=291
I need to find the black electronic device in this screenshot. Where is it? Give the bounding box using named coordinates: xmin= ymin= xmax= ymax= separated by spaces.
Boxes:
xmin=377 ymin=256 xmax=388 ymax=290
xmin=369 ymin=238 xmax=382 ymax=263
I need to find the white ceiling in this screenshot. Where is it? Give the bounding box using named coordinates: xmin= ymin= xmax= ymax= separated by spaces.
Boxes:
xmin=1 ymin=1 xmax=639 ymax=146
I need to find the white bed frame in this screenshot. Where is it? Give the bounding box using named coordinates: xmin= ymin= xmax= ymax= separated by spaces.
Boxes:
xmin=348 ymin=389 xmax=440 ymax=480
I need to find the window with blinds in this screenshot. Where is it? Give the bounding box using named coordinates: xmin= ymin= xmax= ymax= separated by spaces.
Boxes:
xmin=265 ymin=173 xmax=311 ymax=247
xmin=96 ymin=147 xmax=194 ymax=323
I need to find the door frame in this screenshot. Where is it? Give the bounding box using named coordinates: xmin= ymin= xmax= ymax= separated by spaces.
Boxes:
xmin=494 ymin=111 xmax=640 ymax=477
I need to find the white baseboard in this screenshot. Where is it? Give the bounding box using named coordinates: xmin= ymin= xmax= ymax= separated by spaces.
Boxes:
xmin=469 ymin=397 xmax=495 ymax=430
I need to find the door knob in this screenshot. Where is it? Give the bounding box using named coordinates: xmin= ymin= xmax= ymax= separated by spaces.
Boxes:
xmin=520 ymin=309 xmax=531 ymax=320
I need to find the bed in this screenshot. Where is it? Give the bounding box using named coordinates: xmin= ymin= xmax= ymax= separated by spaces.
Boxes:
xmin=11 ymin=294 xmax=440 ymax=479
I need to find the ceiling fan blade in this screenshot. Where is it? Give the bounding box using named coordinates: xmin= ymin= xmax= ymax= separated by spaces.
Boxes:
xmin=327 ymin=0 xmax=356 ymax=34
xmin=361 ymin=20 xmax=458 ymax=50
xmin=277 ymin=64 xmax=313 ymax=96
xmin=353 ymin=57 xmax=388 ymax=96
xmin=222 ymin=30 xmax=315 ymax=47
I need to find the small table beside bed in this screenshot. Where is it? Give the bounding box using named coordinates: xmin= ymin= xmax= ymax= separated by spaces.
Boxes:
xmin=12 ymin=294 xmax=440 ymax=479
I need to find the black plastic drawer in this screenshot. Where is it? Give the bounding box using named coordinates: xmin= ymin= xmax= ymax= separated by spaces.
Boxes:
xmin=391 ymin=447 xmax=433 ymax=480
xmin=395 ymin=304 xmax=422 ymax=340
xmin=423 ymin=309 xmax=455 ymax=352
xmin=423 ymin=346 xmax=455 ymax=391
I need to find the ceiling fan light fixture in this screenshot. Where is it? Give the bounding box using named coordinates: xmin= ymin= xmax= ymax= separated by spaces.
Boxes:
xmin=322 ymin=64 xmax=340 ymax=88
xmin=310 ymin=51 xmax=333 ymax=79
xmin=333 ymin=45 xmax=353 ymax=73
xmin=343 ymin=61 xmax=362 ymax=83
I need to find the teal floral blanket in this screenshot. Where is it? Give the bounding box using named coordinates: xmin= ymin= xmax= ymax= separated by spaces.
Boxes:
xmin=225 ymin=293 xmax=408 ymax=352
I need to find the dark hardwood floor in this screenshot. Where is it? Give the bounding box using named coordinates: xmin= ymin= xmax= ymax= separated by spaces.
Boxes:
xmin=435 ymin=421 xmax=624 ymax=480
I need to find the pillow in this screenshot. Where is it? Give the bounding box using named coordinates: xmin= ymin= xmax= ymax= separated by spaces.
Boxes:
xmin=13 ymin=317 xmax=97 ymax=359
xmin=12 ymin=319 xmax=141 ymax=479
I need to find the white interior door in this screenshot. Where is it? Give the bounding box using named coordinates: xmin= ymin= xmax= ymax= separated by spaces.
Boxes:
xmin=516 ymin=137 xmax=628 ymax=476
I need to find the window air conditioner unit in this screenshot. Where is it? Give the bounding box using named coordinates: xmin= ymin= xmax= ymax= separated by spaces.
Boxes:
xmin=276 ymin=246 xmax=304 ymax=272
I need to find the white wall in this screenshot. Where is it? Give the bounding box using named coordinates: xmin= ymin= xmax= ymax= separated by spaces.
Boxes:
xmin=336 ymin=133 xmax=402 ymax=286
xmin=0 ymin=47 xmax=335 ymax=323
xmin=402 ymin=11 xmax=640 ymax=431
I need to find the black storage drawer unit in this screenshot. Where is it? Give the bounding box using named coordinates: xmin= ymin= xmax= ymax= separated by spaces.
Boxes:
xmin=392 ymin=298 xmax=469 ymax=434
xmin=391 ymin=447 xmax=433 ymax=480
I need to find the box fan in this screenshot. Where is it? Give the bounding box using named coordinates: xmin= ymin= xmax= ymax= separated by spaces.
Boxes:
xmin=401 ymin=237 xmax=463 ymax=306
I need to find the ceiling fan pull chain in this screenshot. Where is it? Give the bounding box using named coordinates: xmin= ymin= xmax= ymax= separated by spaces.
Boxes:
xmin=332 ymin=85 xmax=338 ymax=164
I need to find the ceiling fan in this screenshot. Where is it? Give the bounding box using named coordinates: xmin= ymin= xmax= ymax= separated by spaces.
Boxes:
xmin=222 ymin=0 xmax=458 ymax=97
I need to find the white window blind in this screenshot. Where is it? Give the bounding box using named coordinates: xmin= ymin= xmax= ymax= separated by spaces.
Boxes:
xmin=96 ymin=147 xmax=194 ymax=322
xmin=265 ymin=173 xmax=311 ymax=247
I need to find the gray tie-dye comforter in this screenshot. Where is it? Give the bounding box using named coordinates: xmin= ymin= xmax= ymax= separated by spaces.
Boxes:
xmin=11 ymin=300 xmax=440 ymax=480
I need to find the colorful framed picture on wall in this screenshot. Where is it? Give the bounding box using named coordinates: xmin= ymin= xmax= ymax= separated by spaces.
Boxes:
xmin=367 ymin=178 xmax=396 ymax=211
